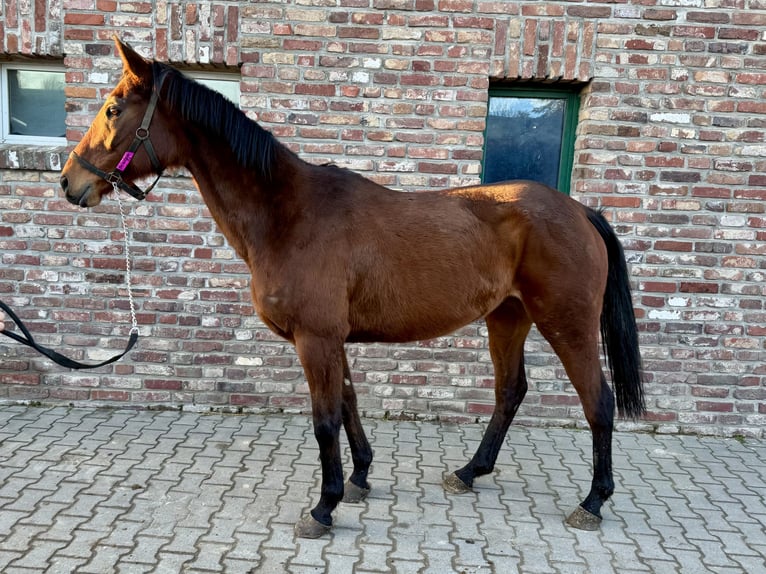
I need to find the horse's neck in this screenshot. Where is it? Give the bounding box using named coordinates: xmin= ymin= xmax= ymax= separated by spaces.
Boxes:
xmin=183 ymin=145 xmax=299 ymax=263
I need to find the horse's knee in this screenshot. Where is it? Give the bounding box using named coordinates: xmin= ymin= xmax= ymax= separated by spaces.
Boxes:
xmin=313 ymin=414 xmax=341 ymax=444
xmin=355 ymin=444 xmax=373 ymax=468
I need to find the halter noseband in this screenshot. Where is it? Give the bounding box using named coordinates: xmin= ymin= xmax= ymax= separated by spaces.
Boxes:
xmin=71 ymin=71 xmax=167 ymax=201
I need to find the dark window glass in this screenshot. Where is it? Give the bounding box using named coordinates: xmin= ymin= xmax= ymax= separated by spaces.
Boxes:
xmin=483 ymin=89 xmax=579 ymax=193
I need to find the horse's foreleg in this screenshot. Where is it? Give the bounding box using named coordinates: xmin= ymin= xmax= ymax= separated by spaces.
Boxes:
xmin=294 ymin=334 xmax=345 ymax=538
xmin=341 ymin=353 xmax=373 ymax=503
xmin=444 ymin=300 xmax=531 ymax=494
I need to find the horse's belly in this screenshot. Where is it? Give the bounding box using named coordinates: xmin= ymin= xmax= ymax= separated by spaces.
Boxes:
xmin=347 ymin=289 xmax=508 ymax=344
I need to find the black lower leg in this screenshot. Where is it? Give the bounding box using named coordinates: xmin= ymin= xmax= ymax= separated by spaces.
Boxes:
xmin=454 ymin=414 xmax=511 ymax=487
xmin=580 ymin=379 xmax=615 ymax=518
xmin=341 ymin=358 xmax=372 ymax=490
xmin=455 ymin=366 xmax=527 ymax=488
xmin=311 ymin=415 xmax=344 ymax=526
xmin=342 ymin=392 xmax=373 ymax=489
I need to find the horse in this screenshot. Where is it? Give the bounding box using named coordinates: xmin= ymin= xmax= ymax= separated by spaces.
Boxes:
xmin=60 ymin=38 xmax=645 ymax=538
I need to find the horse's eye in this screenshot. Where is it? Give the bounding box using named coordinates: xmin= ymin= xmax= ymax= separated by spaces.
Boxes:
xmin=106 ymin=106 xmax=121 ymax=119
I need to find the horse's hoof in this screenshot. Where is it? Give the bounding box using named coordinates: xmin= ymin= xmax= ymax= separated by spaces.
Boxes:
xmin=443 ymin=472 xmax=472 ymax=494
xmin=565 ymin=505 xmax=602 ymax=531
xmin=342 ymin=480 xmax=371 ymax=503
xmin=294 ymin=514 xmax=332 ymax=539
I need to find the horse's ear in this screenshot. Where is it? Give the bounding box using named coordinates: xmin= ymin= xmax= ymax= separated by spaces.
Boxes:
xmin=113 ymin=36 xmax=152 ymax=85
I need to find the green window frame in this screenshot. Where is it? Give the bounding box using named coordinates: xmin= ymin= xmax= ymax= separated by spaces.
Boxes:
xmin=482 ymin=86 xmax=580 ymax=194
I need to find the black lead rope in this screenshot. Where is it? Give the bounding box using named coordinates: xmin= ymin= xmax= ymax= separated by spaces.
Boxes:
xmin=1 ymin=186 xmax=142 ymax=370
xmin=0 ymin=300 xmax=138 ymax=370
xmin=0 ymin=71 xmax=168 ymax=370
xmin=0 ymin=190 xmax=140 ymax=369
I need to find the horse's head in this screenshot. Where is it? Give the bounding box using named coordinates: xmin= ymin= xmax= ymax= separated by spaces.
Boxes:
xmin=61 ymin=38 xmax=172 ymax=207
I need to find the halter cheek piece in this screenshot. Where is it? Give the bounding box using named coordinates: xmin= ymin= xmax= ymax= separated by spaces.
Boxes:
xmin=71 ymin=72 xmax=167 ymax=201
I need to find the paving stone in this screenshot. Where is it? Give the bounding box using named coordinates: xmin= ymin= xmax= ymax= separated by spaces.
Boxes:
xmin=0 ymin=406 xmax=765 ymax=572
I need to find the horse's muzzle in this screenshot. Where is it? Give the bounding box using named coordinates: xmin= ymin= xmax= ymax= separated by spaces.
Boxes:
xmin=61 ymin=176 xmax=94 ymax=207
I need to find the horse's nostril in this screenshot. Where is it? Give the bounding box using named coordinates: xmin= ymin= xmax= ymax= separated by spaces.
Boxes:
xmin=60 ymin=175 xmax=69 ymax=192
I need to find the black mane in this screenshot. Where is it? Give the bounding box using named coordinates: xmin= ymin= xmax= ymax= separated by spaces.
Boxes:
xmin=154 ymin=62 xmax=278 ymax=181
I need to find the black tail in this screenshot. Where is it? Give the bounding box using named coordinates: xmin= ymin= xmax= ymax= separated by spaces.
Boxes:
xmin=586 ymin=208 xmax=646 ymax=419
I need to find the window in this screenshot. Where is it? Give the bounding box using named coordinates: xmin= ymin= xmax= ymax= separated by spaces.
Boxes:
xmin=1 ymin=63 xmax=66 ymax=145
xmin=187 ymin=71 xmax=240 ymax=106
xmin=483 ymin=87 xmax=580 ymax=193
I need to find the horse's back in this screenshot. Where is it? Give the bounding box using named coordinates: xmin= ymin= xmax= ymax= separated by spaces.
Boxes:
xmin=339 ymin=178 xmax=603 ymax=342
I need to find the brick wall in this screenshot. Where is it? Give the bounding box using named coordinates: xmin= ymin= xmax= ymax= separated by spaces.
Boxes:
xmin=1 ymin=1 xmax=764 ymax=437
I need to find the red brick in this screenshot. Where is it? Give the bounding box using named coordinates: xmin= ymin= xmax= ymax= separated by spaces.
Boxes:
xmin=417 ymin=162 xmax=457 ymax=174
xmin=283 ymin=39 xmax=322 ymax=51
xmin=568 ymin=6 xmax=611 ymax=18
xmin=64 ymin=13 xmax=106 ymax=25
xmin=523 ymin=19 xmax=537 ymax=56
xmin=672 ymin=25 xmax=716 ymax=38
xmin=718 ymin=28 xmax=759 ymax=40
xmin=737 ymin=73 xmax=766 ymax=84
xmin=641 ymin=282 xmax=678 ymax=293
xmin=231 ymin=394 xmax=268 ymax=407
xmin=438 ymin=0 xmax=475 ymax=12
xmin=294 ymin=84 xmax=336 ymax=96
xmin=643 ymin=9 xmax=677 ymax=21
xmin=521 ymin=5 xmax=564 ymax=16
xmin=625 ymin=38 xmax=658 ymax=50
xmin=0 ymin=374 xmax=40 ymax=386
xmin=467 ymin=402 xmax=494 ymax=415
xmin=687 ymin=11 xmax=729 ymax=24
xmin=654 ymin=240 xmax=693 ymax=251
xmin=732 ymin=12 xmax=766 ymax=26
xmin=696 ymin=401 xmax=734 ymax=413
xmin=352 ymin=12 xmax=385 ymax=25
xmin=453 ymin=16 xmax=495 ymax=29
xmin=680 ymin=282 xmax=719 ymax=294
xmin=338 ymin=27 xmax=380 ymax=39
xmin=92 ymin=390 xmax=130 ymax=402
xmin=227 ymin=6 xmax=239 ymax=42
xmin=400 ymin=74 xmax=439 ymax=86
xmin=646 ymin=156 xmax=684 ymax=168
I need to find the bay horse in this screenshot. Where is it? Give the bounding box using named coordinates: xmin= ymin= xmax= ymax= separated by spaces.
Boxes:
xmin=60 ymin=39 xmax=644 ymax=538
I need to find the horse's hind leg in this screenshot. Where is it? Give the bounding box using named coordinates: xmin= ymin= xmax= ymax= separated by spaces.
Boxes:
xmin=566 ymin=371 xmax=615 ymax=531
xmin=341 ymin=352 xmax=373 ymax=503
xmin=444 ymin=298 xmax=532 ymax=493
xmin=539 ymin=324 xmax=616 ymax=531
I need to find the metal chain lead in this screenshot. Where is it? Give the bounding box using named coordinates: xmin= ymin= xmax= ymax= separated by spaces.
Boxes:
xmin=115 ymin=184 xmax=139 ymax=335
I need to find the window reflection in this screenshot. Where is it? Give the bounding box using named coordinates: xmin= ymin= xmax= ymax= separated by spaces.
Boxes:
xmin=7 ymin=69 xmax=66 ymax=137
xmin=483 ymin=96 xmax=567 ymax=190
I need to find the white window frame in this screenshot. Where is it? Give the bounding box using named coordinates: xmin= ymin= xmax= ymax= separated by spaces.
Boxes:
xmin=0 ymin=62 xmax=67 ymax=146
xmin=186 ymin=70 xmax=241 ymax=107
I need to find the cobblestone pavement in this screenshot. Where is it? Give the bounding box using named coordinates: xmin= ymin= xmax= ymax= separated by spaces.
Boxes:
xmin=0 ymin=405 xmax=764 ymax=573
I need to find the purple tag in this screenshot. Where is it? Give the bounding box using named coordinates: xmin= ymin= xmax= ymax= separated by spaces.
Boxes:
xmin=116 ymin=151 xmax=135 ymax=171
